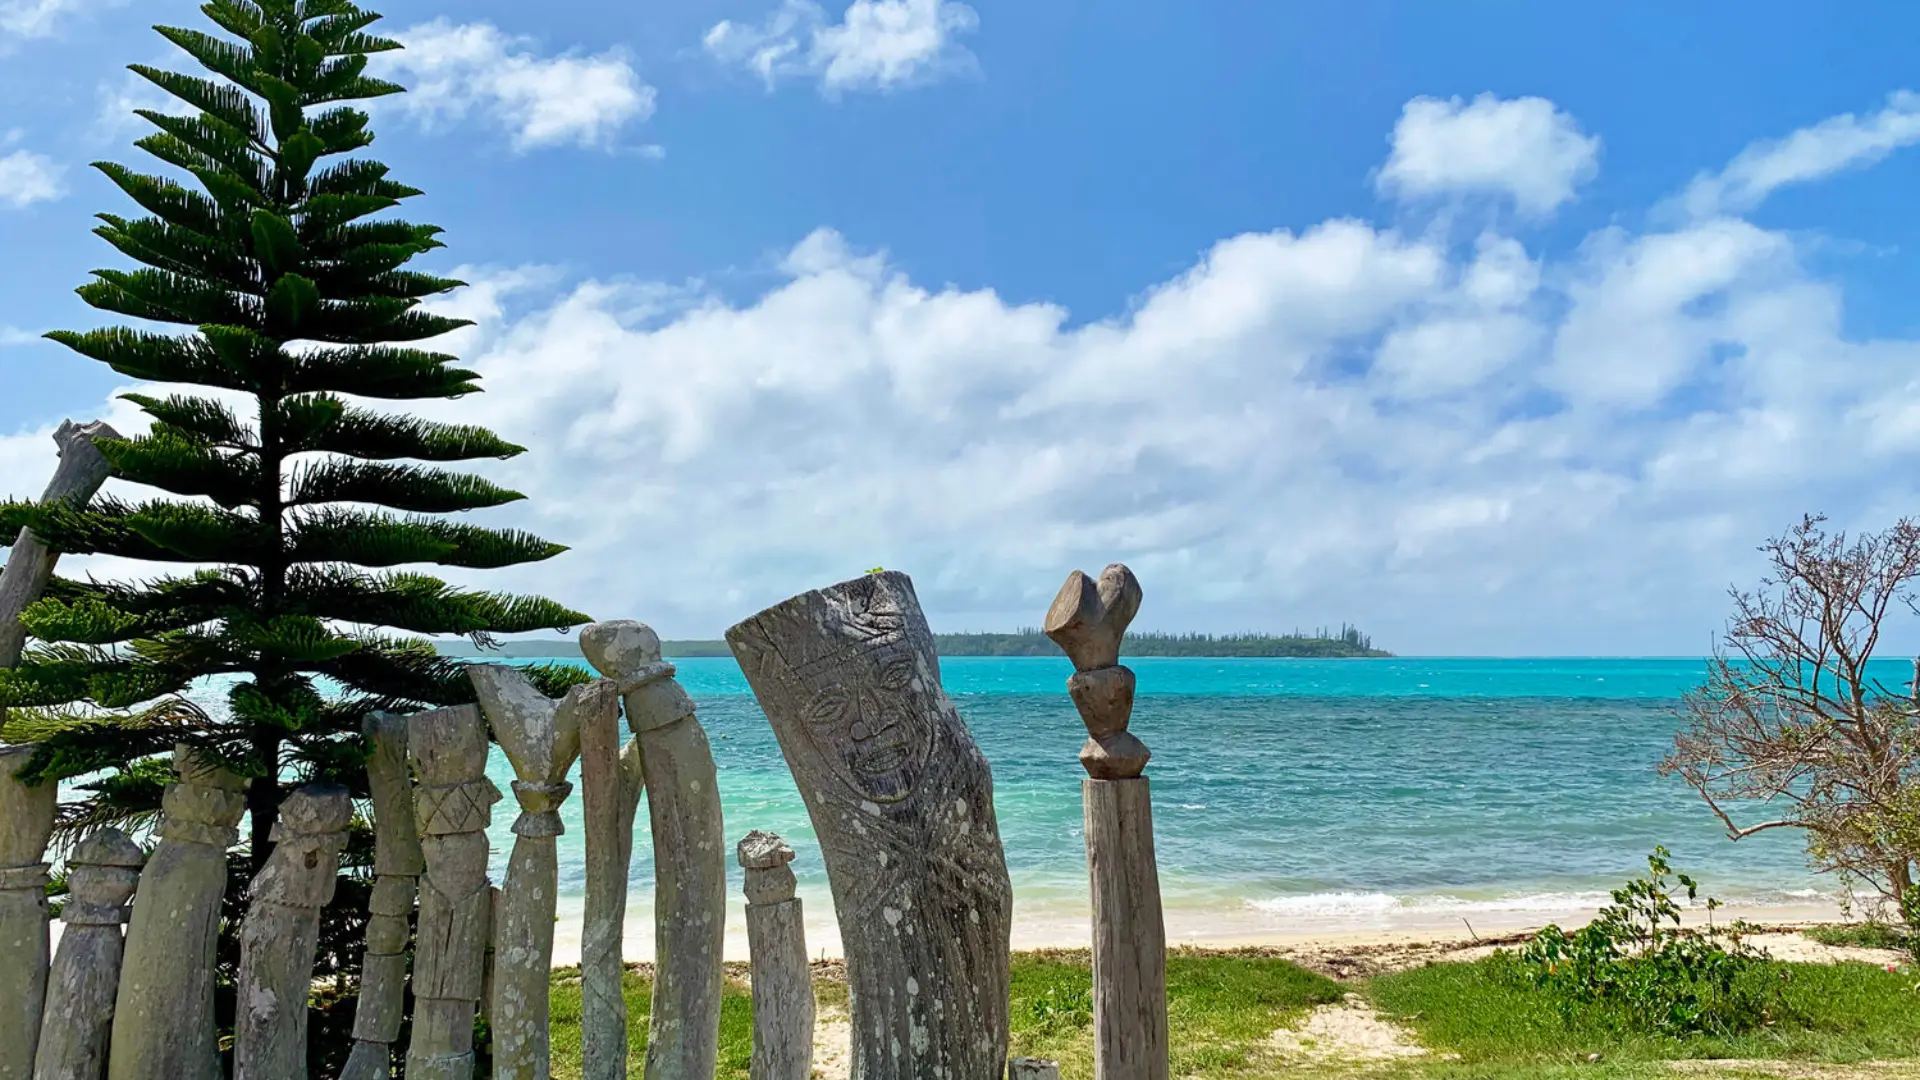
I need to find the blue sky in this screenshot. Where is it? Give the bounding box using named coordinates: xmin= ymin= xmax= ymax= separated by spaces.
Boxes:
xmin=3 ymin=0 xmax=1920 ymax=655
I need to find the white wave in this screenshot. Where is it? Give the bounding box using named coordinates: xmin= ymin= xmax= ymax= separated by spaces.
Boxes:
xmin=1243 ymin=887 xmax=1835 ymax=919
xmin=1244 ymin=892 xmax=1404 ymax=917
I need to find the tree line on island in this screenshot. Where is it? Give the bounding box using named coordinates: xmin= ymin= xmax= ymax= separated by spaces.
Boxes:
xmin=437 ymin=623 xmax=1392 ymax=659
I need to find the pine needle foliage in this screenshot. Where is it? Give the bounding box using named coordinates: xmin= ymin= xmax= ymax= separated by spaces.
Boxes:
xmin=0 ymin=3 xmax=590 ymax=1065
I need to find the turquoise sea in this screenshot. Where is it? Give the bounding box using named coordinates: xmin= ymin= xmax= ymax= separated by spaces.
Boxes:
xmin=438 ymin=655 xmax=1865 ymax=954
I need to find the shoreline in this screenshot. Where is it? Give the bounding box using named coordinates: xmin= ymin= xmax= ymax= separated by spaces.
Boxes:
xmin=546 ymin=894 xmax=1853 ymax=967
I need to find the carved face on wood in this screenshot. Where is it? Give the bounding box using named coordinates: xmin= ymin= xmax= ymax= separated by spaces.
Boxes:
xmin=730 ymin=572 xmax=947 ymax=806
xmin=797 ymin=637 xmax=936 ymax=803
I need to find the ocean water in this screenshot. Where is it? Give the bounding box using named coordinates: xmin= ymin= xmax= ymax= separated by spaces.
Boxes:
xmin=461 ymin=655 xmax=1856 ymax=951
xmin=182 ymin=655 xmax=1866 ymax=954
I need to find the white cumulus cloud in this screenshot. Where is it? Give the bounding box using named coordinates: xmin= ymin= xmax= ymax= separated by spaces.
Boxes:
xmin=10 ymin=94 xmax=1920 ymax=657
xmin=380 ymin=20 xmax=657 ymax=151
xmin=1677 ymin=89 xmax=1920 ymax=218
xmin=705 ymin=0 xmax=980 ymax=95
xmin=0 ymin=0 xmax=110 ymax=39
xmin=1377 ymin=93 xmax=1600 ymax=217
xmin=0 ymin=149 xmax=64 ymax=207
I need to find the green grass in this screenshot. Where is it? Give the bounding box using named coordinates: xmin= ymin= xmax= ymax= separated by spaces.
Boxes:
xmin=1006 ymin=948 xmax=1348 ymax=1078
xmin=545 ymin=966 xmax=756 ymax=1078
xmin=546 ymin=951 xmax=1344 ymax=1080
xmin=1367 ymin=955 xmax=1920 ymax=1071
xmin=544 ymin=951 xmax=1920 ymax=1080
xmin=1804 ymin=921 xmax=1913 ymax=952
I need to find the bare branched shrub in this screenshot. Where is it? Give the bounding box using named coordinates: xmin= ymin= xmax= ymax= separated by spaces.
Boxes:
xmin=1660 ymin=514 xmax=1920 ymax=911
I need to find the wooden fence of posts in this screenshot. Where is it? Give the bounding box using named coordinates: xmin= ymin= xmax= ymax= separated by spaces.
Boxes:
xmin=0 ymin=442 xmax=1170 ymax=1080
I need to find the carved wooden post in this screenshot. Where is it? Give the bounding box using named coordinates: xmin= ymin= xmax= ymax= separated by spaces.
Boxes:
xmin=470 ymin=666 xmax=608 ymax=1080
xmin=1009 ymin=1061 xmax=1062 ymax=1080
xmin=582 ymin=621 xmax=726 ymax=1080
xmin=1044 ymin=564 xmax=1167 ymax=1080
xmin=738 ymin=831 xmax=812 ymax=1080
xmin=480 ymin=886 xmax=501 ymax=1032
xmin=107 ymin=745 xmax=247 ymax=1080
xmin=235 ymin=784 xmax=352 ymax=1080
xmin=342 ymin=712 xmax=427 ymax=1080
xmin=577 ymin=673 xmax=642 ymax=1080
xmin=0 ymin=420 xmax=120 ymax=671
xmin=3 ymin=423 xmax=117 ymax=1080
xmin=405 ymin=704 xmax=500 ymax=1080
xmin=0 ymin=747 xmax=56 ymax=1080
xmin=728 ymin=572 xmax=1014 ymax=1080
xmin=31 ymin=829 xmax=141 ymax=1080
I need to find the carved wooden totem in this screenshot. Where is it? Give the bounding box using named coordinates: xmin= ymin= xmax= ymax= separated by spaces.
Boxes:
xmin=728 ymin=571 xmax=1013 ymax=1080
xmin=341 ymin=712 xmax=426 ymax=1080
xmin=0 ymin=420 xmax=119 ymax=672
xmin=576 ymin=677 xmax=641 ymax=1080
xmin=0 ymin=746 xmax=56 ymax=1080
xmin=31 ymin=828 xmax=142 ymax=1080
xmin=738 ymin=830 xmax=812 ymax=1080
xmin=582 ymin=621 xmax=726 ymax=1080
xmin=108 ymin=745 xmax=246 ymax=1080
xmin=235 ymin=784 xmax=352 ymax=1080
xmin=1045 ymin=564 xmax=1168 ymax=1080
xmin=405 ymin=704 xmax=499 ymax=1080
xmin=470 ymin=665 xmax=608 ymax=1080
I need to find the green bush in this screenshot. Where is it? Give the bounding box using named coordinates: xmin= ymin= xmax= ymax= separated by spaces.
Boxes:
xmin=1509 ymin=847 xmax=1789 ymax=1037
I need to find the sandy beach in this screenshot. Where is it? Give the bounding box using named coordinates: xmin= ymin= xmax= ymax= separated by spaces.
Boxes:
xmin=548 ymin=892 xmax=1856 ymax=967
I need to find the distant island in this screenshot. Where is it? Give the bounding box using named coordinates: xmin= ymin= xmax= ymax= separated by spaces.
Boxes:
xmin=436 ymin=626 xmax=1391 ymax=660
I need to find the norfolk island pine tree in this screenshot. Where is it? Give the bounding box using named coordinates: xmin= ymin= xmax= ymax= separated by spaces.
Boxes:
xmin=0 ymin=0 xmax=590 ymax=1065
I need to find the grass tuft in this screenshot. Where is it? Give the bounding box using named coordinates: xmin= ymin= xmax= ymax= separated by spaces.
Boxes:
xmin=1368 ymin=954 xmax=1920 ymax=1069
xmin=1804 ymin=922 xmax=1912 ymax=953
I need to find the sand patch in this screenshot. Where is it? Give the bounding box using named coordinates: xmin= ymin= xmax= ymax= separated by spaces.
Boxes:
xmin=1267 ymin=992 xmax=1431 ymax=1065
xmin=812 ymin=1004 xmax=851 ymax=1080
xmin=1748 ymin=931 xmax=1906 ymax=967
xmin=1222 ymin=933 xmax=1529 ymax=979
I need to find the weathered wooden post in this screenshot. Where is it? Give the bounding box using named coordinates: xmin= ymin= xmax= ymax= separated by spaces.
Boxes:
xmin=728 ymin=571 xmax=1014 ymax=1080
xmin=582 ymin=621 xmax=726 ymax=1080
xmin=31 ymin=828 xmax=142 ymax=1080
xmin=235 ymin=784 xmax=353 ymax=1080
xmin=0 ymin=747 xmax=57 ymax=1080
xmin=1 ymin=420 xmax=116 ymax=1080
xmin=108 ymin=745 xmax=248 ymax=1080
xmin=1044 ymin=564 xmax=1167 ymax=1080
xmin=342 ymin=712 xmax=427 ymax=1080
xmin=470 ymin=665 xmax=608 ymax=1080
xmin=405 ymin=704 xmax=499 ymax=1080
xmin=0 ymin=420 xmax=120 ymax=671
xmin=577 ymin=670 xmax=642 ymax=1080
xmin=737 ymin=831 xmax=812 ymax=1080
